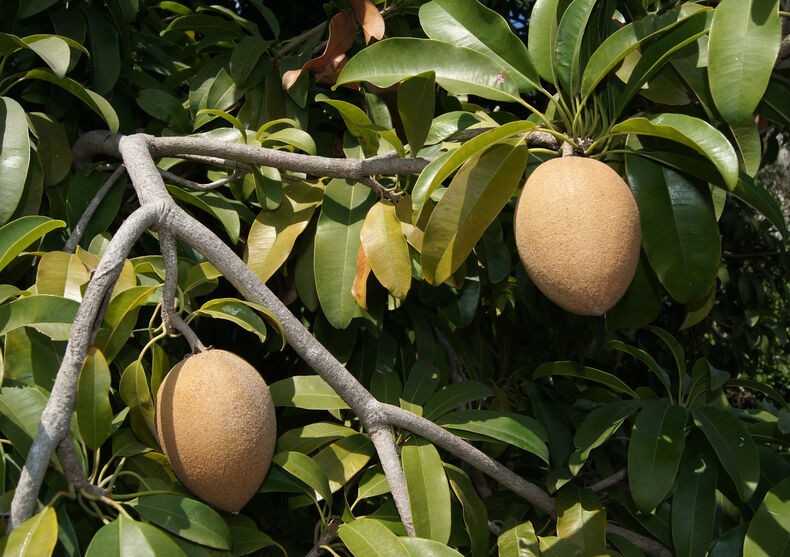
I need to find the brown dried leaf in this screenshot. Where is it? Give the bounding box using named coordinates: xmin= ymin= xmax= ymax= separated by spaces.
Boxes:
xmin=349 ymin=0 xmax=385 ymax=45
xmin=282 ymin=10 xmax=357 ymax=90
xmin=351 ymin=244 xmax=370 ymax=310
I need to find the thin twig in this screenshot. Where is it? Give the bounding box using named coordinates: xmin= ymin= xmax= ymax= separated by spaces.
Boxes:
xmin=158 ymin=168 xmax=245 ymax=191
xmin=64 ymin=164 xmax=127 ymax=253
xmin=589 ymin=469 xmax=627 ymax=492
xmin=305 ymin=516 xmax=342 ymax=557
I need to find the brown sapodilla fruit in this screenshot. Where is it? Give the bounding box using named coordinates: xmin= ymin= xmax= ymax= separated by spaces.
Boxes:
xmin=156 ymin=349 xmax=276 ymax=512
xmin=514 ymin=156 xmax=641 ymax=316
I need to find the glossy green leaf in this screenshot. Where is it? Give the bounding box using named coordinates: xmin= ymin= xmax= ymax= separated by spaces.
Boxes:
xmin=403 ymin=439 xmax=452 ymax=544
xmin=537 ymin=535 xmax=584 ymax=556
xmin=35 ymin=251 xmax=91 ymax=301
xmin=730 ymin=120 xmax=762 ymax=177
xmin=554 ymin=0 xmax=598 ymax=97
xmin=582 ymin=7 xmax=688 ymax=98
xmin=625 ymin=153 xmax=720 ymax=303
xmin=27 ymin=112 xmax=72 ymax=186
xmin=605 ymin=254 xmax=662 ymax=332
xmin=314 ymin=179 xmax=376 ymax=329
xmin=569 ymin=400 xmax=642 ymax=475
xmin=615 ymin=113 xmax=738 ymax=189
xmin=556 ymin=487 xmax=606 ymax=554
xmin=229 ymin=519 xmax=284 ymax=556
xmin=23 ymin=69 xmax=119 ymax=133
xmin=85 ymin=8 xmax=121 ymax=94
xmin=85 ymin=515 xmax=187 ymax=557
xmin=119 ymin=361 xmax=158 ymax=448
xmin=527 ymin=0 xmax=566 ymax=84
xmin=398 ymin=71 xmax=435 ymax=155
xmin=336 ymin=38 xmax=521 ymax=103
xmin=316 ymin=94 xmax=382 ymax=157
xmin=628 ymin=401 xmax=687 ymax=512
xmin=605 ymin=340 xmax=672 ymax=398
xmin=3 ymin=327 xmax=61 ymax=390
xmin=671 ymin=456 xmax=717 ymax=557
xmin=276 ymin=422 xmax=356 ymax=455
xmin=438 ymin=410 xmax=549 ymax=463
xmin=270 ymin=375 xmax=349 ymax=410
xmin=130 ymin=495 xmax=231 ymax=550
xmin=361 ymin=202 xmax=411 ymax=299
xmin=534 ymin=361 xmax=640 ymax=398
xmin=709 ymin=524 xmax=748 ymax=557
xmin=692 ymin=406 xmax=759 ymax=502
xmin=136 ymin=89 xmax=191 ymax=133
xmin=613 ymin=10 xmax=712 ymax=118
xmin=166 ymin=187 xmax=243 ymax=244
xmin=402 ymin=360 xmax=440 ymax=406
xmin=0 ymin=386 xmax=48 ymax=458
xmin=444 ymin=463 xmax=489 ymax=556
xmin=423 ymin=381 xmax=493 ymax=421
xmin=419 ymin=0 xmax=539 ymax=92
xmin=193 ymin=297 xmax=277 ymax=343
xmin=731 ymin=173 xmax=788 ymax=238
xmin=708 ymin=0 xmax=780 ymax=124
xmin=339 ymin=518 xmax=409 ymax=556
xmin=744 ymin=477 xmax=790 ymax=557
xmin=96 ymin=286 xmax=158 ymax=361
xmin=497 ymin=521 xmax=540 ymax=557
xmin=0 ymin=97 xmax=31 ymax=226
xmin=422 ymin=142 xmax=529 ymax=284
xmin=758 ymin=80 xmax=790 ymax=127
xmin=312 ymin=434 xmax=374 ymax=493
xmin=355 ymin=465 xmax=391 ymax=502
xmin=77 ymin=347 xmax=113 ymax=450
xmin=0 ymin=294 xmax=79 ymax=340
xmin=400 ymin=537 xmax=464 ymax=556
xmin=66 ymin=169 xmax=125 ymax=248
xmin=273 ymin=451 xmax=332 ymax=503
xmin=0 ymin=506 xmax=57 ymax=557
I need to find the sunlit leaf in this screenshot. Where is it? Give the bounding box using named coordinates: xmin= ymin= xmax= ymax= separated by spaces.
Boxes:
xmin=130 ymin=495 xmax=231 ymax=550
xmin=77 ymin=347 xmax=113 ymax=450
xmin=403 ymin=439 xmax=452 ymax=544
xmin=0 ymin=97 xmax=31 ymax=225
xmin=85 ymin=515 xmax=187 ymax=557
xmin=0 ymin=506 xmax=57 ymax=557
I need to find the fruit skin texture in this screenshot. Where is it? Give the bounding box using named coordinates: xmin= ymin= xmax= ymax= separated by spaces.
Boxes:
xmin=156 ymin=349 xmax=276 ymax=512
xmin=514 ymin=156 xmax=641 ymax=316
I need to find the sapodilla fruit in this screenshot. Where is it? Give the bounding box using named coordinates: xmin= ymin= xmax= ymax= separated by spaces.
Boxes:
xmin=514 ymin=156 xmax=641 ymax=316
xmin=156 ymin=349 xmax=276 ymax=512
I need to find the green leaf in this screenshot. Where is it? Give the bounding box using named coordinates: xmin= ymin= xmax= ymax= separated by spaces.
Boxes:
xmin=193 ymin=297 xmax=278 ymax=343
xmin=527 ymin=0 xmax=567 ymax=84
xmin=569 ymin=400 xmax=642 ymax=475
xmin=615 ymin=113 xmax=738 ymax=190
xmin=311 ymin=434 xmax=374 ymax=493
xmin=534 ymin=361 xmax=640 ymax=399
xmin=744 ymin=477 xmax=790 ymax=557
xmin=438 ymin=410 xmax=549 ymax=463
xmin=35 ymin=251 xmax=91 ymax=301
xmin=119 ymin=361 xmax=158 ymax=449
xmin=581 ymin=7 xmax=689 ymax=98
xmin=316 ymin=95 xmax=381 ymax=157
xmin=166 ymin=187 xmax=244 ymax=244
xmin=229 ymin=520 xmax=284 ymax=556
xmin=339 ymin=518 xmax=409 ymax=556
xmin=136 ymin=89 xmax=191 ymax=133
xmin=96 ymin=286 xmax=158 ymax=362
xmin=692 ymin=406 xmax=759 ymax=502
xmin=605 ymin=340 xmax=672 ymax=398
xmin=0 ymin=386 xmax=48 ymax=458
xmin=398 ymin=72 xmax=435 ymax=155
xmin=497 ymin=521 xmax=540 ymax=556
xmin=336 ymin=38 xmax=522 ymax=103
xmin=444 ymin=463 xmax=489 ymax=557
xmin=421 ymin=141 xmax=529 ymax=284
xmin=269 ymin=375 xmax=349 ymax=410
xmin=0 ymin=97 xmax=31 ymax=225
xmin=360 ymin=202 xmax=411 ymax=299
xmin=402 ymin=360 xmax=440 ymax=406
xmin=77 ymin=347 xmax=113 ymax=450
xmin=276 ymin=422 xmax=356 ymax=455
xmin=628 ymin=401 xmax=687 ymax=512
xmin=708 ymin=0 xmax=781 ymax=124
xmin=554 ymin=0 xmax=598 ymax=97
xmin=537 ymin=535 xmax=584 ymax=556
xmin=423 ymin=381 xmax=493 ymax=421
xmin=130 ymin=495 xmax=231 ymax=550
xmin=625 ymin=153 xmax=720 ymax=303
xmin=0 ymin=294 xmax=79 ymax=340
xmin=402 ymin=439 xmax=452 ymax=544
xmin=726 ymin=379 xmax=788 ymax=411
xmin=731 ymin=173 xmax=788 ymax=238
xmin=355 ymin=466 xmax=391 ymax=502
xmin=27 ymin=112 xmax=72 ymax=186
xmin=22 ymin=69 xmax=119 ymax=133
xmin=400 ymin=537 xmax=464 ymax=556
xmin=273 ymin=451 xmax=332 ymax=503
xmin=556 ymin=487 xmax=606 ymax=554
xmin=314 ymin=179 xmax=376 ymax=329
xmin=709 ymin=524 xmax=748 ymax=557
xmin=412 ymin=120 xmax=535 ymax=220
xmin=671 ymin=456 xmax=717 ymax=557
xmin=85 ymin=8 xmax=121 ymax=94
xmin=730 ymin=120 xmax=762 ymax=177
xmin=85 ymin=515 xmax=187 ymax=557
xmin=0 ymin=506 xmax=57 ymax=557
xmin=419 ymin=0 xmax=539 ymax=93
xmin=605 ymin=254 xmax=662 ymax=332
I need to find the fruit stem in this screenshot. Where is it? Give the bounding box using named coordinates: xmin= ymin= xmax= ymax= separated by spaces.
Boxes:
xmin=561 ymin=141 xmax=575 ymax=157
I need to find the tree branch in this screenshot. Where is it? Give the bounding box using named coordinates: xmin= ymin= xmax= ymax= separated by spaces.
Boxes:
xmin=159 ymin=231 xmax=206 ymax=353
xmin=64 ymin=164 xmax=126 ymax=253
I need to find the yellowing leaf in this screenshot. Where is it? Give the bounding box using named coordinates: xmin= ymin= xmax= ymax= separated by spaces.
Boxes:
xmin=360 ymin=202 xmax=411 ymax=299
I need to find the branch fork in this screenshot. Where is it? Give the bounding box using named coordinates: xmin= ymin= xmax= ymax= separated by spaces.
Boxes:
xmin=10 ymin=132 xmax=670 ymax=557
